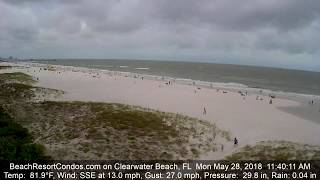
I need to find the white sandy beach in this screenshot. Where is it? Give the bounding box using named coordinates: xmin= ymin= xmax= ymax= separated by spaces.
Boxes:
xmin=2 ymin=62 xmax=320 ymax=159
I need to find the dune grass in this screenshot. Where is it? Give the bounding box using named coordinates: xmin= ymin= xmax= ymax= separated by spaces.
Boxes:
xmin=226 ymin=141 xmax=320 ymax=160
xmin=0 ymin=83 xmax=36 ymax=102
xmin=92 ymin=104 xmax=179 ymax=139
xmin=0 ymin=72 xmax=36 ymax=84
xmin=15 ymin=101 xmax=228 ymax=160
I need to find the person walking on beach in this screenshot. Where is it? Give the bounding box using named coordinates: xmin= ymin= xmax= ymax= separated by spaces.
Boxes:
xmin=269 ymin=99 xmax=273 ymax=104
xmin=234 ymin=137 xmax=238 ymax=147
xmin=203 ymin=107 xmax=207 ymax=115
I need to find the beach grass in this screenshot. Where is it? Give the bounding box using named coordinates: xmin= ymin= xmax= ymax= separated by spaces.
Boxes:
xmin=0 ymin=83 xmax=35 ymax=101
xmin=226 ymin=141 xmax=320 ymax=160
xmin=0 ymin=72 xmax=36 ymax=84
xmin=0 ymin=72 xmax=63 ymax=105
xmin=16 ymin=101 xmax=228 ymax=160
xmin=91 ymin=103 xmax=179 ymax=138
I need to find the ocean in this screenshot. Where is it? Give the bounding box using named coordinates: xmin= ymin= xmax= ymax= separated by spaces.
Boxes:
xmin=34 ymin=59 xmax=320 ymax=96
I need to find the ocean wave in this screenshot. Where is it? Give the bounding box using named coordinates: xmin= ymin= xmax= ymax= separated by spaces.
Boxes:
xmin=20 ymin=61 xmax=320 ymax=100
xmin=134 ymin=67 xmax=150 ymax=70
xmin=90 ymin=65 xmax=113 ymax=68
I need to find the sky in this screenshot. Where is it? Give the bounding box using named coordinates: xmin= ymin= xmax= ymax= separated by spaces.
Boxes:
xmin=0 ymin=0 xmax=320 ymax=71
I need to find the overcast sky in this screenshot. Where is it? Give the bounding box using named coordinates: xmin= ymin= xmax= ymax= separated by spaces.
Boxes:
xmin=1 ymin=0 xmax=320 ymax=71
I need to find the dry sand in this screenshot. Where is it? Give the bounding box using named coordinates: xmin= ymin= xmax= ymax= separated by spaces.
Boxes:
xmin=2 ymin=62 xmax=320 ymax=159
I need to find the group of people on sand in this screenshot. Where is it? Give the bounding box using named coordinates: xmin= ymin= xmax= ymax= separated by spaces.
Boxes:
xmin=238 ymin=90 xmax=248 ymax=100
xmin=238 ymin=90 xmax=247 ymax=96
xmin=255 ymin=94 xmax=275 ymax=104
xmin=165 ymin=80 xmax=172 ymax=85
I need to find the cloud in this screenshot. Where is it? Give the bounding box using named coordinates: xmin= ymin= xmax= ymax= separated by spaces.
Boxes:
xmin=0 ymin=0 xmax=320 ymax=71
xmin=0 ymin=2 xmax=38 ymax=45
